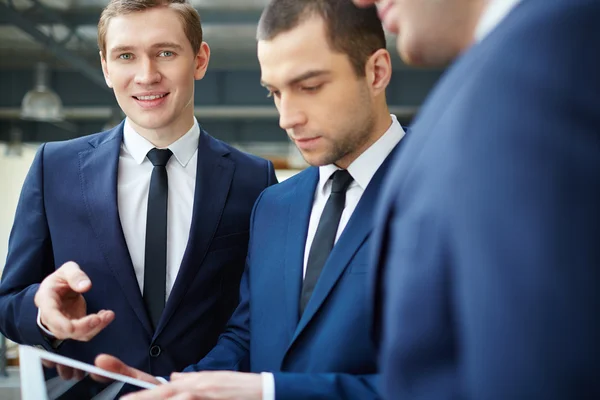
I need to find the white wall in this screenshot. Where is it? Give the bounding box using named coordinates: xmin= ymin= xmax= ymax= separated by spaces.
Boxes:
xmin=0 ymin=143 xmax=37 ymax=276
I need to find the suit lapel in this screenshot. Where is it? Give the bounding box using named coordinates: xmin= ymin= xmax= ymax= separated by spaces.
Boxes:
xmin=287 ymin=145 xmax=401 ymax=350
xmin=155 ymin=131 xmax=234 ymax=337
xmin=78 ymin=123 xmax=153 ymax=336
xmin=282 ymin=168 xmax=319 ymax=340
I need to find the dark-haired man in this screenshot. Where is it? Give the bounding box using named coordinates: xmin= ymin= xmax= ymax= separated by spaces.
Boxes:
xmin=97 ymin=0 xmax=404 ymax=399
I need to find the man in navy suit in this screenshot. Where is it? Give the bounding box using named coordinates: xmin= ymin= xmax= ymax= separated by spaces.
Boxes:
xmin=0 ymin=0 xmax=276 ymax=384
xmin=355 ymin=0 xmax=600 ymax=398
xmin=94 ymin=1 xmax=405 ymax=398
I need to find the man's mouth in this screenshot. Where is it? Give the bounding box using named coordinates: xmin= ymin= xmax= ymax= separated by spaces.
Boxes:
xmin=133 ymin=93 xmax=168 ymax=101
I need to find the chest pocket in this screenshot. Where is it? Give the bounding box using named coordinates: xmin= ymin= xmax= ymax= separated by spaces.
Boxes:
xmin=348 ymin=262 xmax=370 ymax=275
xmin=208 ymin=231 xmax=249 ymax=253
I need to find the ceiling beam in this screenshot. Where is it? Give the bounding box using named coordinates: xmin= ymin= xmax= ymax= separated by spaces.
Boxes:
xmin=0 ymin=1 xmax=108 ymax=90
xmin=0 ymin=105 xmax=418 ymax=120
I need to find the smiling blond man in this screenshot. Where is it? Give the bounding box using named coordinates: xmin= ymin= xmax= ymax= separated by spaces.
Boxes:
xmin=0 ymin=0 xmax=276 ymax=394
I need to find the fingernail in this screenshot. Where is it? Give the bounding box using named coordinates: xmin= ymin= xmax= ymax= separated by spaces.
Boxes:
xmin=77 ymin=280 xmax=90 ymax=290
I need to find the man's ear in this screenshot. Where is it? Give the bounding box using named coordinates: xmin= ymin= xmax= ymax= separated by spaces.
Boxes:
xmin=99 ymin=51 xmax=113 ymax=88
xmin=365 ymin=48 xmax=392 ymax=96
xmin=193 ymin=42 xmax=211 ymax=80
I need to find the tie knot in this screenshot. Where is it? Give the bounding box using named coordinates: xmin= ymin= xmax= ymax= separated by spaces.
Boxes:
xmin=331 ymin=169 xmax=353 ymax=193
xmin=147 ymin=148 xmax=172 ymax=167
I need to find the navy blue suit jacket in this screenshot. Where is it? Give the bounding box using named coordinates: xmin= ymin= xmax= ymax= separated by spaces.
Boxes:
xmin=371 ymin=1 xmax=600 ymax=399
xmin=184 ymin=146 xmax=399 ymax=399
xmin=0 ymin=122 xmax=276 ymax=377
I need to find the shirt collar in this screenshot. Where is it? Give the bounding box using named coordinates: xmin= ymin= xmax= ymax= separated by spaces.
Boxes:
xmin=317 ymin=114 xmax=405 ymax=194
xmin=122 ymin=117 xmax=200 ymax=167
xmin=475 ymin=0 xmax=522 ymax=42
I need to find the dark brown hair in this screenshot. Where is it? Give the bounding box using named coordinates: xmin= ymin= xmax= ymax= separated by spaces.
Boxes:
xmin=98 ymin=0 xmax=203 ymax=56
xmin=257 ymin=0 xmax=386 ymax=76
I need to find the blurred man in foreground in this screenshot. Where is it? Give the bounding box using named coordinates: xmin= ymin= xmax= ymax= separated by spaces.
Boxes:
xmin=355 ymin=0 xmax=600 ymax=399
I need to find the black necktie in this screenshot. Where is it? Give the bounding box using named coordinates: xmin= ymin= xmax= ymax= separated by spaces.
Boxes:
xmin=300 ymin=169 xmax=354 ymax=315
xmin=144 ymin=148 xmax=172 ymax=329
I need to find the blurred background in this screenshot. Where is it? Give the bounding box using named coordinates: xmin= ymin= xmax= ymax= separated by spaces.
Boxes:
xmin=0 ymin=0 xmax=445 ymax=395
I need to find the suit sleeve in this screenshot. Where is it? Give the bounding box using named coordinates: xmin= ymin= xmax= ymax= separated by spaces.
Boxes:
xmin=272 ymin=372 xmax=380 ymax=400
xmin=0 ymin=143 xmax=56 ymax=349
xmin=183 ymin=189 xmax=270 ymax=373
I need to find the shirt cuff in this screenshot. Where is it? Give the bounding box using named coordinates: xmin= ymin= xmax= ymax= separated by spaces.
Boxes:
xmin=37 ymin=308 xmax=63 ymax=348
xmin=261 ymin=372 xmax=275 ymax=400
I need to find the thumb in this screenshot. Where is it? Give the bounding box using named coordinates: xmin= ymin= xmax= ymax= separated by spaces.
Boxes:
xmin=59 ymin=261 xmax=92 ymax=293
xmin=94 ymin=354 xmax=160 ymax=384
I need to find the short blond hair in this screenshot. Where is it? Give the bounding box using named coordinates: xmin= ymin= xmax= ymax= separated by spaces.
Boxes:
xmin=98 ymin=0 xmax=203 ymax=56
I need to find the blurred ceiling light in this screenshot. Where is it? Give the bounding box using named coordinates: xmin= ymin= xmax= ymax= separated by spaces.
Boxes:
xmin=21 ymin=62 xmax=64 ymax=122
xmin=39 ymin=0 xmax=74 ymax=10
xmin=5 ymin=124 xmax=24 ymax=157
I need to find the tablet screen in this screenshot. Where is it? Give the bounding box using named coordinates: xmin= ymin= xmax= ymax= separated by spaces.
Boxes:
xmin=19 ymin=345 xmax=156 ymax=400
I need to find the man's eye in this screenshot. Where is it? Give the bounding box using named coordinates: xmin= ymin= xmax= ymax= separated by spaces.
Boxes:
xmin=159 ymin=51 xmax=174 ymax=57
xmin=119 ymin=53 xmax=133 ymax=60
xmin=302 ymin=85 xmax=322 ymax=93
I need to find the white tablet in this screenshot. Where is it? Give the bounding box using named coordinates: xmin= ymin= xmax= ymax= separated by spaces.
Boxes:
xmin=19 ymin=345 xmax=157 ymax=400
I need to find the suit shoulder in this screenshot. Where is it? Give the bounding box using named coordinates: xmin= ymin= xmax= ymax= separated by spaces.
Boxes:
xmin=43 ymin=130 xmax=117 ymax=156
xmin=202 ymin=132 xmax=271 ymax=169
xmin=481 ymin=0 xmax=599 ymax=70
xmin=225 ymin=143 xmax=270 ymax=167
xmin=261 ymin=168 xmax=313 ymax=198
xmin=432 ymin=0 xmax=600 ymax=144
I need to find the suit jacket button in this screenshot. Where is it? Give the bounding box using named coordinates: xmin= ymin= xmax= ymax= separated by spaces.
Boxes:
xmin=149 ymin=345 xmax=161 ymax=358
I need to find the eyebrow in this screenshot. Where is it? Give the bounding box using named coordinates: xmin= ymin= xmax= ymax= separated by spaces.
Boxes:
xmin=109 ymin=42 xmax=184 ymax=55
xmin=261 ymin=70 xmax=331 ymax=88
xmin=151 ymin=42 xmax=184 ymax=51
xmin=109 ymin=45 xmax=135 ymax=55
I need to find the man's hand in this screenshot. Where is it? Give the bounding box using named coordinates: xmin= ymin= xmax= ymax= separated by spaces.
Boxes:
xmin=121 ymin=371 xmax=263 ymax=400
xmin=34 ymin=261 xmax=115 ymax=341
xmin=93 ymin=354 xmax=161 ymax=385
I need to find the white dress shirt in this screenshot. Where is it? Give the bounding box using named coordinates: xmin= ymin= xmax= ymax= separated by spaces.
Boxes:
xmin=38 ymin=118 xmax=199 ymax=338
xmin=262 ymin=115 xmax=406 ymax=400
xmin=119 ymin=117 xmax=199 ymax=300
xmin=475 ymin=0 xmax=523 ymax=41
